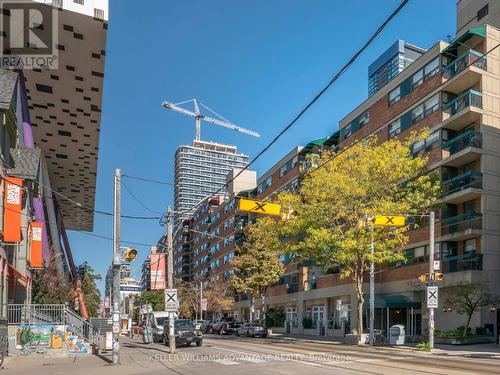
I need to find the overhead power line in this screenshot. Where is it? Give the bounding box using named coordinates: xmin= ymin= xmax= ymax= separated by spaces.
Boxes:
xmin=173 ymin=0 xmax=410 ymax=219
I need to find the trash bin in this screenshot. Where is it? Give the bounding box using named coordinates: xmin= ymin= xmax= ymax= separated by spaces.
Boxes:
xmin=389 ymin=324 xmax=405 ymax=345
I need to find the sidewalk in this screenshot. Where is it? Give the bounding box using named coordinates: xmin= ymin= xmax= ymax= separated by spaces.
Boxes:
xmin=268 ymin=333 xmax=500 ymax=359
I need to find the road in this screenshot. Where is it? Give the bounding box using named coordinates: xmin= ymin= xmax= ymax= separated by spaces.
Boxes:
xmin=4 ymin=335 xmax=500 ymax=374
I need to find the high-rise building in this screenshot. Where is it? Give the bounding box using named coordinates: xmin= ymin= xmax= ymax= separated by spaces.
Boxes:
xmin=457 ymin=0 xmax=500 ymax=37
xmin=174 ymin=140 xmax=248 ymax=223
xmin=368 ymin=40 xmax=426 ymax=96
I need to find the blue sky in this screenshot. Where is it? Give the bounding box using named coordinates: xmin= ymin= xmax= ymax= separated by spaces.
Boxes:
xmin=67 ymin=0 xmax=456 ymax=293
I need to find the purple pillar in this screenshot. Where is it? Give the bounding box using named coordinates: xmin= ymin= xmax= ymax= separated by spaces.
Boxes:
xmin=16 ymin=70 xmax=48 ymax=262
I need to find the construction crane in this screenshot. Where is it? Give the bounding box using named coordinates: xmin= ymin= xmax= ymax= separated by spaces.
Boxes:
xmin=161 ymin=99 xmax=260 ymax=141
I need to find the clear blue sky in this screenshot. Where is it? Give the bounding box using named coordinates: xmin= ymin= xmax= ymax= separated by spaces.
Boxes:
xmin=67 ymin=0 xmax=456 ymax=294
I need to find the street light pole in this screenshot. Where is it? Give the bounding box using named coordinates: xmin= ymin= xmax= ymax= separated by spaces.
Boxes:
xmin=166 ymin=207 xmax=175 ymax=354
xmin=428 ymin=211 xmax=435 ymax=349
xmin=369 ymin=221 xmax=375 ymax=346
xmin=112 ymin=168 xmax=121 ymax=365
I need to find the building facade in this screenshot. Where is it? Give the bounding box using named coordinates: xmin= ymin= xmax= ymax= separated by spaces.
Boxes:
xmin=174 ymin=140 xmax=248 ymax=223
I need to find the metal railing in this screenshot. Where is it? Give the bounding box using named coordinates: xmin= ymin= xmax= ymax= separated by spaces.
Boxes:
xmin=442 ymin=253 xmax=483 ymax=272
xmin=442 ymin=130 xmax=482 ymax=155
xmin=442 ymin=89 xmax=483 ymax=116
xmin=442 ymin=171 xmax=482 ymax=195
xmin=443 ymin=49 xmax=487 ymax=79
xmin=441 ymin=212 xmax=482 ymax=235
xmin=8 ymin=304 xmax=101 ymax=348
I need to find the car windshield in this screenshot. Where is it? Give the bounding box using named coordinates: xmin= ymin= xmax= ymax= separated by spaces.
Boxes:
xmin=175 ymin=320 xmax=194 ymax=329
xmin=156 ymin=317 xmax=168 ymax=326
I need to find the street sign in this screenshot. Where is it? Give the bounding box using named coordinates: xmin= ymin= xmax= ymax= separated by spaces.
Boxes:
xmin=238 ymin=198 xmax=281 ymax=216
xmin=433 ymin=260 xmax=441 ymax=271
xmin=165 ymin=288 xmax=178 ymax=311
xmin=374 ymin=216 xmax=406 ymax=226
xmin=427 ymin=286 xmax=439 ymax=309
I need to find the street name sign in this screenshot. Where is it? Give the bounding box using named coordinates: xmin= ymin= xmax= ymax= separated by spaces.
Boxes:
xmin=238 ymin=198 xmax=281 ymax=216
xmin=165 ymin=288 xmax=178 ymax=312
xmin=374 ymin=215 xmax=406 ymax=226
xmin=427 ymin=286 xmax=439 ymax=309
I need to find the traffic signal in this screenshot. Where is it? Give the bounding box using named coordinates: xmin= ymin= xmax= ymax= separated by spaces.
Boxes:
xmin=123 ymin=247 xmax=138 ymax=262
xmin=418 ymin=274 xmax=429 ymax=284
xmin=434 ymin=272 xmax=444 ymax=281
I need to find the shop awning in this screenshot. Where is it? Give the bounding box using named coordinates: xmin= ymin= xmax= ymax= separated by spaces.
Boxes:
xmin=363 ymin=294 xmax=420 ymax=309
xmin=443 ymin=26 xmax=486 ymax=58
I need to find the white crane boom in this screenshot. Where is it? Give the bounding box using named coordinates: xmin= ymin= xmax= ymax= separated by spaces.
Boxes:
xmin=161 ymin=99 xmax=260 ymax=141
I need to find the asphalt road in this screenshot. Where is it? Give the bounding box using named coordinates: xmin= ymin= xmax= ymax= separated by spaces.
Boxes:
xmin=5 ymin=334 xmax=500 ymax=375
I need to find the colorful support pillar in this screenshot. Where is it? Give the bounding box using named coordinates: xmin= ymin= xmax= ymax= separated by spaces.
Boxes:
xmin=60 ymin=216 xmax=88 ymax=320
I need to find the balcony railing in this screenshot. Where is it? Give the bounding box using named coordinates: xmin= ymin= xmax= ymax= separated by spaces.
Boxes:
xmin=442 ymin=252 xmax=483 ymax=272
xmin=287 ymin=284 xmax=299 ymax=293
xmin=442 ymin=130 xmax=482 ymax=155
xmin=442 ymin=171 xmax=482 ymax=195
xmin=442 ymin=89 xmax=482 ymax=116
xmin=443 ymin=49 xmax=487 ymax=79
xmin=441 ymin=212 xmax=482 ymax=235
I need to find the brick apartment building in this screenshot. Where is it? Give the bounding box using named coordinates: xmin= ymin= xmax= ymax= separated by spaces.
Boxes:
xmin=173 ymin=0 xmax=500 ymax=341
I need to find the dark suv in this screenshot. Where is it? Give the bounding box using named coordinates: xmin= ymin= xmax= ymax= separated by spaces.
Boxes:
xmin=211 ymin=317 xmax=241 ymax=334
xmin=162 ymin=319 xmax=203 ymax=347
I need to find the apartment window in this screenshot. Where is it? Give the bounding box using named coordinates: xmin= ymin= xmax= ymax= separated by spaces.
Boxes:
xmin=94 ymin=8 xmax=105 ymax=20
xmin=343 ymin=123 xmax=352 ymax=139
xmin=477 ymin=4 xmax=488 ymax=21
xmin=464 ymin=239 xmax=476 ymax=253
xmin=414 ymin=246 xmax=427 ymax=263
xmin=412 ymin=104 xmax=424 ymax=124
xmin=389 ymin=86 xmax=401 ymax=106
xmin=74 ymin=0 xmax=84 ymax=5
xmin=359 ymin=110 xmax=369 ymax=127
xmin=412 ymin=69 xmax=424 ymax=89
xmin=388 ymin=119 xmax=401 ymax=138
xmin=35 ymin=83 xmax=53 ymax=93
xmin=424 ymin=57 xmax=440 ymax=79
xmin=424 ymin=94 xmax=440 ymax=116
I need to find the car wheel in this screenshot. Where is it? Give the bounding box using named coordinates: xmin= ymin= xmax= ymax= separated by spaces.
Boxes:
xmin=162 ymin=336 xmax=167 ymax=346
xmin=219 ymin=328 xmax=225 ymax=335
xmin=236 ymin=332 xmax=240 ymax=337
xmin=246 ymin=331 xmax=250 ymax=337
xmin=196 ymin=339 xmax=203 ymax=347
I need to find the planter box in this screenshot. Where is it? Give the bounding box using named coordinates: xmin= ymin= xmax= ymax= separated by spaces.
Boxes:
xmin=435 ymin=336 xmax=495 ymax=345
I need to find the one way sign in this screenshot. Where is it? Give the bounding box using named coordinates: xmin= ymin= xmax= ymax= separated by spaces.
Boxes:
xmin=427 ymin=286 xmax=438 ymax=309
xmin=165 ymin=288 xmax=178 ymax=312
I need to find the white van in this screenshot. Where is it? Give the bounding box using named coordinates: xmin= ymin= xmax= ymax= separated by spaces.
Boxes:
xmin=145 ymin=311 xmax=176 ymax=343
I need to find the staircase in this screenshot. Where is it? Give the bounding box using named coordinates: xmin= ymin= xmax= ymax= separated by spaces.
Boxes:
xmin=7 ymin=304 xmax=102 ymax=356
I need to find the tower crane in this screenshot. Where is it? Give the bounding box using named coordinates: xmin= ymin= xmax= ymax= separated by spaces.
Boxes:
xmin=161 ymin=99 xmax=260 ymax=141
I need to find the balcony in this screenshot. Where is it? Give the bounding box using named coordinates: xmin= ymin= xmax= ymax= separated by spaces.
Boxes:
xmin=441 ymin=90 xmax=482 ymax=131
xmin=442 ymin=252 xmax=483 ymax=273
xmin=441 ymin=211 xmax=482 ymax=239
xmin=287 ymin=284 xmax=299 ymax=294
xmin=441 ymin=131 xmax=482 ymax=168
xmin=441 ymin=171 xmax=482 ymax=203
xmin=443 ymin=50 xmax=486 ymax=94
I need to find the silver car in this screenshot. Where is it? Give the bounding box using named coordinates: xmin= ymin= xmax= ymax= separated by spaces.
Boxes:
xmin=236 ymin=323 xmax=267 ymax=338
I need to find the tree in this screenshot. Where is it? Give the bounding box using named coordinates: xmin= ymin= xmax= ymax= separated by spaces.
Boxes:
xmin=203 ymin=282 xmax=234 ymax=316
xmin=446 ymin=281 xmax=498 ymax=336
xmin=231 ymin=218 xmax=285 ymax=321
xmin=176 ymin=280 xmax=199 ymax=318
xmin=76 ymin=262 xmax=102 ymax=317
xmin=139 ymin=290 xmax=164 ymax=311
xmin=32 ymin=250 xmax=76 ymax=306
xmin=275 ymin=134 xmax=441 ymax=334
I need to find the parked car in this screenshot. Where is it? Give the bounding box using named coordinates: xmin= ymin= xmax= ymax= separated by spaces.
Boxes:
xmin=143 ymin=311 xmax=172 ymax=343
xmin=236 ymin=323 xmax=267 ymax=338
xmin=162 ymin=319 xmax=203 ymax=347
xmin=193 ymin=320 xmax=206 ymax=330
xmin=203 ymin=320 xmax=215 ymax=334
xmin=212 ymin=317 xmax=239 ymax=334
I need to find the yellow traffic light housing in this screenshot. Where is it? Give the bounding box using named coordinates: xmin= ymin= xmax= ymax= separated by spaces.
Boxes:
xmin=123 ymin=247 xmax=138 ymax=262
xmin=418 ymin=274 xmax=429 ymax=284
xmin=434 ymin=272 xmax=444 ymax=281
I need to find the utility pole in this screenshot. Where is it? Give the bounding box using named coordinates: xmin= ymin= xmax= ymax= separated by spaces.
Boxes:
xmin=112 ymin=168 xmax=121 ymax=365
xmin=369 ymin=221 xmax=375 ymax=346
xmin=200 ymin=281 xmax=203 ymax=321
xmin=428 ymin=211 xmax=435 ymax=349
xmin=166 ymin=207 xmax=175 ymax=353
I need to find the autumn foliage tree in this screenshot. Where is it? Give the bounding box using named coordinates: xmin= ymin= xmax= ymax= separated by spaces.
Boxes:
xmin=273 ymin=133 xmax=441 ymax=334
xmin=231 ymin=218 xmax=285 ymax=321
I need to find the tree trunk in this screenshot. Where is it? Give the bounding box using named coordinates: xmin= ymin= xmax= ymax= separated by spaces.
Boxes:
xmin=464 ymin=313 xmax=472 ymax=337
xmin=355 ymin=271 xmax=364 ymax=335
